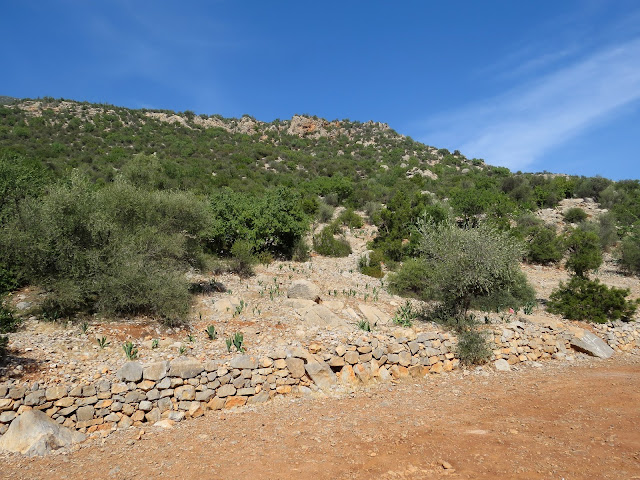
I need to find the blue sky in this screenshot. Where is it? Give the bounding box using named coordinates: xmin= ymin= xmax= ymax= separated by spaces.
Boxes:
xmin=3 ymin=1 xmax=640 ymax=180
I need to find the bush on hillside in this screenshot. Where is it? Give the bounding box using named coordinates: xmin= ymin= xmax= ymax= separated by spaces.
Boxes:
xmin=0 ymin=335 xmax=7 ymax=363
xmin=0 ymin=174 xmax=211 ymax=323
xmin=563 ymin=207 xmax=587 ymax=223
xmin=312 ymin=225 xmax=351 ymax=257
xmin=208 ymin=187 xmax=309 ymax=258
xmin=456 ymin=328 xmax=492 ymax=366
xmin=525 ymin=224 xmax=564 ymax=265
xmin=565 ymin=228 xmax=603 ymax=277
xmin=470 ymin=270 xmax=536 ymax=312
xmin=402 ymin=221 xmax=528 ymax=316
xmin=358 ymin=250 xmax=385 ymax=278
xmin=619 ymin=232 xmax=640 ymax=276
xmin=547 ymin=276 xmax=638 ymax=323
xmin=337 ymin=208 xmax=364 ymax=229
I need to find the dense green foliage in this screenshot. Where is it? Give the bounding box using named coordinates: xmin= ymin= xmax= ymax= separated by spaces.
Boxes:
xmin=563 ymin=207 xmax=587 ymax=223
xmin=524 ymin=224 xmax=565 ymax=265
xmin=312 ymin=224 xmax=352 ymax=257
xmin=547 ymin=277 xmax=638 ymax=323
xmin=565 ymin=228 xmax=603 ymax=277
xmin=456 ymin=329 xmax=492 ymax=366
xmin=390 ymin=221 xmax=530 ymax=315
xmin=620 ymin=230 xmax=640 ymax=276
xmin=358 ymin=250 xmax=385 ymax=278
xmin=0 ymin=174 xmax=210 ymax=323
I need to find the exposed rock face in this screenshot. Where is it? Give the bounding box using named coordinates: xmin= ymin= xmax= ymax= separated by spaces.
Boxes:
xmin=287 ymin=280 xmax=321 ymax=301
xmin=0 ymin=410 xmax=86 ymax=456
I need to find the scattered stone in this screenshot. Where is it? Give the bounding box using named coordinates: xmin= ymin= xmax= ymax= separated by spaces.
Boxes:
xmin=494 ymin=359 xmax=511 ymax=372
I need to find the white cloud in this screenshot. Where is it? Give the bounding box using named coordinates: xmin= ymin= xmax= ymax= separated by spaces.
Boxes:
xmin=419 ymin=38 xmax=640 ymax=171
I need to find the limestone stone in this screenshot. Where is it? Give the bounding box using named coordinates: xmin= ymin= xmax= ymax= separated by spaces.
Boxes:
xmin=304 ymin=360 xmax=337 ymax=391
xmin=0 ymin=410 xmax=86 ymax=456
xmin=217 ymin=384 xmax=236 ymax=398
xmin=287 ymin=280 xmax=321 ymax=300
xmin=247 ymin=390 xmax=270 ymax=405
xmin=570 ymin=332 xmax=614 ymax=359
xmin=224 ymin=396 xmax=247 ymax=409
xmin=494 ymin=359 xmax=511 ymax=372
xmin=168 ymin=359 xmax=204 ymax=378
xmin=45 ymin=386 xmax=67 ymax=402
xmin=230 ymin=355 xmax=259 ymax=370
xmin=75 ymin=406 xmax=95 ymax=422
xmin=143 ymin=361 xmax=168 ymax=381
xmin=358 ymin=304 xmax=390 ymax=326
xmin=285 ymin=357 xmax=305 ymax=378
xmin=344 ymin=351 xmax=359 ymax=364
xmin=117 ymin=362 xmax=143 ymax=383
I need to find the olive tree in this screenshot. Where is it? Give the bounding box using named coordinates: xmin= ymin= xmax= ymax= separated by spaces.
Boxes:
xmin=412 ymin=221 xmax=528 ymax=315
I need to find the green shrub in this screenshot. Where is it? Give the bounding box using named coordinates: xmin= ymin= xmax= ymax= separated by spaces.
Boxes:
xmin=291 ymin=238 xmax=311 ymax=262
xmin=316 ymin=202 xmax=335 ymax=223
xmin=547 ymin=276 xmax=638 ymax=323
xmin=388 ymin=258 xmax=432 ymax=298
xmin=0 ymin=335 xmax=7 ymax=363
xmin=563 ymin=207 xmax=587 ymax=223
xmin=337 ymin=208 xmax=363 ymax=229
xmin=0 ymin=297 xmax=18 ymax=333
xmin=0 ymin=173 xmax=209 ymax=323
xmin=456 ymin=329 xmax=492 ymax=366
xmin=405 ymin=221 xmax=528 ymax=315
xmin=0 ymin=262 xmax=19 ymax=295
xmin=525 ymin=225 xmax=564 ymax=265
xmin=358 ymin=250 xmax=384 ymax=278
xmin=565 ymin=229 xmax=603 ymax=277
xmin=620 ymin=233 xmax=640 ymax=275
xmin=471 ymin=270 xmax=536 ymax=312
xmin=312 ymin=226 xmax=351 ymax=257
xmin=229 ymin=240 xmax=255 ymax=278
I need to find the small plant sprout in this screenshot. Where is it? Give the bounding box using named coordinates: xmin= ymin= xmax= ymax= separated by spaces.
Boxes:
xmin=225 ymin=337 xmax=233 ymax=353
xmin=233 ymin=299 xmax=246 ymax=317
xmin=392 ymin=300 xmax=417 ymax=327
xmin=523 ymin=301 xmax=536 ymax=315
xmin=79 ymin=321 xmax=89 ymax=335
xmin=187 ymin=333 xmax=195 ymax=343
xmin=205 ymin=325 xmax=217 ymax=340
xmin=151 ymin=338 xmax=159 ymax=349
xmin=232 ymin=332 xmax=246 ymax=353
xmin=179 ymin=345 xmax=187 ymax=355
xmin=122 ymin=341 xmax=138 ymax=360
xmin=96 ymin=336 xmax=110 ymax=349
xmin=357 ymin=320 xmax=372 ymax=332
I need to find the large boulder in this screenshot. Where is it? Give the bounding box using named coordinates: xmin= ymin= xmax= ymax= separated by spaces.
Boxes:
xmin=287 ymin=280 xmax=321 ymax=301
xmin=0 ymin=410 xmax=86 ymax=456
xmin=570 ymin=331 xmax=614 ymax=359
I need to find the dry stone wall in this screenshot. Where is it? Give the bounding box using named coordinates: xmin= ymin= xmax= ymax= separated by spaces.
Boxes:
xmin=1 ymin=319 xmax=638 ymax=437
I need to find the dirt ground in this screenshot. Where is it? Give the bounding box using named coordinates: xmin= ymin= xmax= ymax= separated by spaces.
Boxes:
xmin=3 ymin=355 xmax=639 ymax=480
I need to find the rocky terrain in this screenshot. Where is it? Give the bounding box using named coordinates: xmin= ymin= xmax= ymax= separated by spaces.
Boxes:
xmin=1 ymin=217 xmax=639 ymax=470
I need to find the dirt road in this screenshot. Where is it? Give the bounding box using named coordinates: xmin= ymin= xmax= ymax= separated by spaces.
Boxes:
xmin=3 ymin=356 xmax=640 ymax=480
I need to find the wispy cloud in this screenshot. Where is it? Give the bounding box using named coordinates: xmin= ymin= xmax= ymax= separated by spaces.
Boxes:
xmin=419 ymin=37 xmax=640 ymax=171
